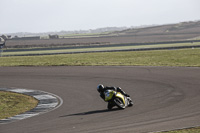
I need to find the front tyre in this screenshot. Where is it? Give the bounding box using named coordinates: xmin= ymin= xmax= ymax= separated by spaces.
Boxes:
xmin=107 ymin=102 xmax=115 ymax=110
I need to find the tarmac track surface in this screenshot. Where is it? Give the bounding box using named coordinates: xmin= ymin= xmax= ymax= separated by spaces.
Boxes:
xmin=0 ymin=66 xmax=200 ymax=133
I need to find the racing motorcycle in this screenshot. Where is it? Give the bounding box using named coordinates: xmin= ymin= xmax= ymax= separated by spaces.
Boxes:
xmin=104 ymin=90 xmax=133 ymax=109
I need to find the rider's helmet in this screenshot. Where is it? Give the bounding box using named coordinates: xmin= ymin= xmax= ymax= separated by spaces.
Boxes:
xmin=97 ymin=84 xmax=104 ymax=93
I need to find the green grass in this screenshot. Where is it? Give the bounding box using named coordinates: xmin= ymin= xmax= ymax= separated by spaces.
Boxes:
xmin=2 ymin=42 xmax=200 ymax=56
xmin=160 ymin=127 xmax=200 ymax=133
xmin=60 ymin=32 xmax=111 ymax=38
xmin=0 ymin=91 xmax=38 ymax=120
xmin=0 ymin=48 xmax=199 ymax=67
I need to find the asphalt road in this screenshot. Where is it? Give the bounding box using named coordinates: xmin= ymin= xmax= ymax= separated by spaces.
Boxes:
xmin=0 ymin=66 xmax=200 ymax=133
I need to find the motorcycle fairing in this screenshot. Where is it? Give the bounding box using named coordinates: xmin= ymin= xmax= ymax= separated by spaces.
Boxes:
xmin=104 ymin=90 xmax=115 ymax=102
xmin=115 ymin=92 xmax=126 ymax=104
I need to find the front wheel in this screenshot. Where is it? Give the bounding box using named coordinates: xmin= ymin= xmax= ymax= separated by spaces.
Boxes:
xmin=107 ymin=102 xmax=115 ymax=110
xmin=114 ymin=97 xmax=125 ymax=109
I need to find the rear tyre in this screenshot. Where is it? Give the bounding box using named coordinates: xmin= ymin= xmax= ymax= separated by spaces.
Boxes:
xmin=114 ymin=98 xmax=125 ymax=109
xmin=127 ymin=97 xmax=133 ymax=107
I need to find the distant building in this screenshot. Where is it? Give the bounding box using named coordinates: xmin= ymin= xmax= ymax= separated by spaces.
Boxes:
xmin=7 ymin=35 xmax=11 ymax=39
xmin=0 ymin=35 xmax=8 ymax=40
xmin=49 ymin=34 xmax=59 ymax=39
xmin=0 ymin=37 xmax=6 ymax=48
xmin=12 ymin=36 xmax=40 ymax=40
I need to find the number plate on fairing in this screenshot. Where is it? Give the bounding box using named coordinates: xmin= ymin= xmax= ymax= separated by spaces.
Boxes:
xmin=104 ymin=90 xmax=115 ymax=101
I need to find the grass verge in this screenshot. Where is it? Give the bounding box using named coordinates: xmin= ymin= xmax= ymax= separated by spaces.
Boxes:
xmin=160 ymin=127 xmax=200 ymax=133
xmin=0 ymin=91 xmax=38 ymax=120
xmin=0 ymin=48 xmax=200 ymax=67
xmin=2 ymin=42 xmax=200 ymax=56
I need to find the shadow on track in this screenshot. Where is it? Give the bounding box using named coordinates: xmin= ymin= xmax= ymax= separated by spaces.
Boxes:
xmin=60 ymin=108 xmax=121 ymax=117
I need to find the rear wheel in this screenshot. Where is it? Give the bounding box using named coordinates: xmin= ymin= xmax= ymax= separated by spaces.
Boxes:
xmin=114 ymin=97 xmax=125 ymax=109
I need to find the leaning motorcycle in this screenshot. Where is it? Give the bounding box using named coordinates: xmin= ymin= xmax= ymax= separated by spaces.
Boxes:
xmin=104 ymin=90 xmax=132 ymax=109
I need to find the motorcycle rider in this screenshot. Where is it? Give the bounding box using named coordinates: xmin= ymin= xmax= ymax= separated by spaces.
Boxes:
xmin=97 ymin=84 xmax=133 ymax=109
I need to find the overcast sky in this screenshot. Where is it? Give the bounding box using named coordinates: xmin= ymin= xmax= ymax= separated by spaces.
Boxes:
xmin=0 ymin=0 xmax=200 ymax=33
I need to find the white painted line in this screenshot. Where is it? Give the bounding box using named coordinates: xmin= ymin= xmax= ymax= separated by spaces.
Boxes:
xmin=10 ymin=113 xmax=39 ymax=120
xmin=0 ymin=88 xmax=63 ymax=124
xmin=34 ymin=94 xmax=57 ymax=100
xmin=10 ymin=89 xmax=35 ymax=93
xmin=36 ymin=103 xmax=58 ymax=108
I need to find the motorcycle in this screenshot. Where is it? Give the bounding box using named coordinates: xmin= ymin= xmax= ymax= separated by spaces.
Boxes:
xmin=104 ymin=90 xmax=133 ymax=109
